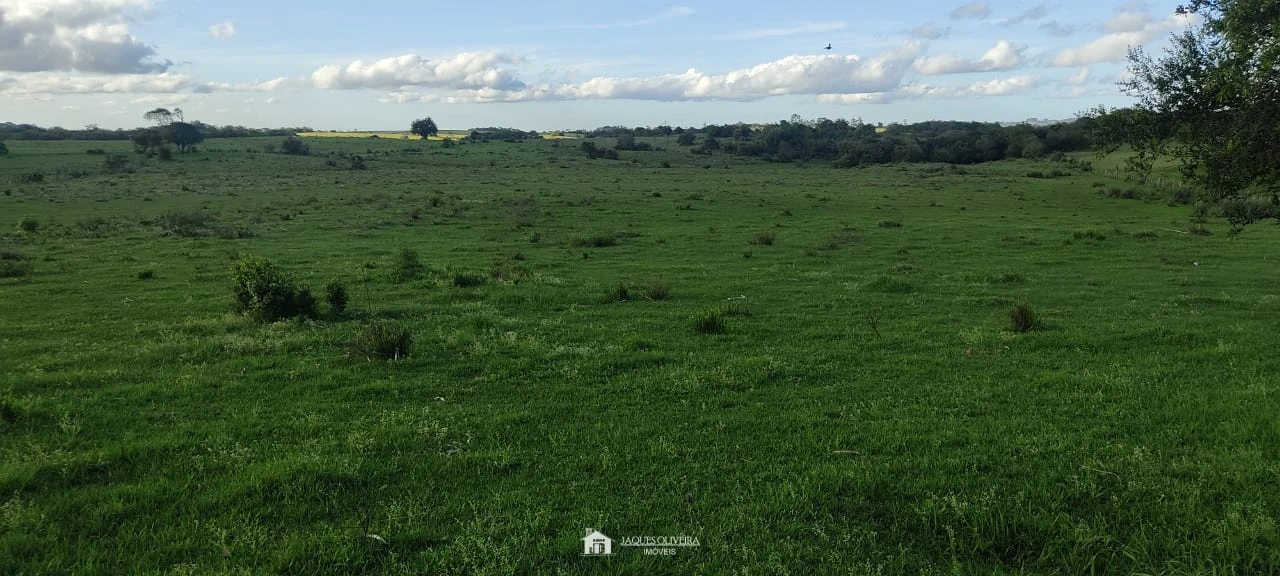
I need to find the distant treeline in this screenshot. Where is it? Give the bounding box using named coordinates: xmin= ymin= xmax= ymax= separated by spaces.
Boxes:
xmin=466 ymin=127 xmax=543 ymax=142
xmin=586 ymin=117 xmax=1097 ymax=166
xmin=0 ymin=122 xmax=314 ymax=141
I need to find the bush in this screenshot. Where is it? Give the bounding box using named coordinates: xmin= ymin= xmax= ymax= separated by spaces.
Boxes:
xmin=157 ymin=147 xmax=173 ymax=161
xmin=102 ymin=154 xmax=131 ymax=173
xmin=0 ymin=141 xmax=7 ymax=155
xmin=1072 ymin=228 xmax=1107 ymax=241
xmin=606 ymin=283 xmax=630 ymax=302
xmin=864 ymin=275 xmax=915 ymax=293
xmin=646 ymin=280 xmax=670 ymax=301
xmin=0 ymin=250 xmax=32 ymax=278
xmin=877 ymin=220 xmax=903 ymax=228
xmin=452 ymin=270 xmax=487 ymax=287
xmin=693 ymin=307 xmax=726 ymax=334
xmin=349 ymin=155 xmax=367 ymax=170
xmin=349 ymin=322 xmax=412 ymax=361
xmin=749 ymin=231 xmax=776 ymax=246
xmin=571 ymin=234 xmax=618 ymax=248
xmin=391 ymin=248 xmax=423 ymax=281
xmin=158 ymin=210 xmax=214 ymax=237
xmin=136 ymin=269 xmax=155 ymax=280
xmin=18 ymin=172 xmax=42 ymax=184
xmin=325 ymin=281 xmax=348 ymax=315
xmin=85 ymin=148 xmax=106 ymax=155
xmin=1009 ymin=303 xmax=1036 ymax=333
xmin=16 ymin=216 xmax=38 ymax=233
xmin=229 ymin=255 xmax=317 ymax=322
xmin=281 ymin=136 xmax=310 ymax=156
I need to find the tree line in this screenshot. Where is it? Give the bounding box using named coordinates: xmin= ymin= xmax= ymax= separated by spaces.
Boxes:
xmin=0 ymin=121 xmax=313 ymax=141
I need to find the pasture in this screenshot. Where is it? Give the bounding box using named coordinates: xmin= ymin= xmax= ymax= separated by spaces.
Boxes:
xmin=1 ymin=135 xmax=1278 ymax=574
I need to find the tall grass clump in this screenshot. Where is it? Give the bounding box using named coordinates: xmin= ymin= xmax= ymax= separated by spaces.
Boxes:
xmin=325 ymin=281 xmax=348 ymax=316
xmin=349 ymin=322 xmax=412 ymax=361
xmin=0 ymin=250 xmax=32 ymax=278
xmin=749 ymin=231 xmax=776 ymax=246
xmin=1009 ymin=303 xmax=1037 ymax=333
xmin=229 ymin=255 xmax=317 ymax=322
xmin=693 ymin=307 xmax=726 ymax=334
xmin=391 ymin=248 xmax=424 ymax=281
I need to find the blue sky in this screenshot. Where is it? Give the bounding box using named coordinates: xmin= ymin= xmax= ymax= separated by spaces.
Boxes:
xmin=0 ymin=0 xmax=1195 ymax=130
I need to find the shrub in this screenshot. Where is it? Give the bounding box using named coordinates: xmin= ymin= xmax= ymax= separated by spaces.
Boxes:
xmin=16 ymin=216 xmax=39 ymax=233
xmin=1009 ymin=303 xmax=1036 ymax=333
xmin=136 ymin=269 xmax=155 ymax=280
xmin=693 ymin=307 xmax=726 ymax=334
xmin=102 ymin=153 xmax=131 ymax=174
xmin=819 ymin=227 xmax=860 ymax=250
xmin=391 ymin=248 xmax=423 ymax=281
xmin=1132 ymin=230 xmax=1158 ymax=240
xmin=157 ymin=147 xmax=173 ymax=161
xmin=646 ymin=280 xmax=670 ymax=301
xmin=0 ymin=141 xmax=7 ymax=155
xmin=229 ymin=255 xmax=317 ymax=322
xmin=1189 ymin=223 xmax=1213 ymax=236
xmin=877 ymin=220 xmax=902 ymax=228
xmin=85 ymin=148 xmax=106 ymax=155
xmin=281 ymin=136 xmax=310 ymax=156
xmin=749 ymin=231 xmax=776 ymax=246
xmin=606 ymin=283 xmax=630 ymax=302
xmin=0 ymin=250 xmax=32 ymax=278
xmin=325 ymin=281 xmax=348 ymax=315
xmin=453 ymin=270 xmax=487 ymax=287
xmin=349 ymin=155 xmax=367 ymax=170
xmin=1025 ymin=171 xmax=1046 ymax=179
xmin=158 ymin=210 xmax=214 ymax=237
xmin=349 ymin=322 xmax=412 ymax=361
xmin=18 ymin=172 xmax=43 ymax=184
xmin=571 ymin=234 xmax=618 ymax=248
xmin=1072 ymin=228 xmax=1107 ymax=241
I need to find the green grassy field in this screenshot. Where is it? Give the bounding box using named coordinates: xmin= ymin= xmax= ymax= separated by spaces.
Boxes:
xmin=1 ymin=136 xmax=1278 ymax=574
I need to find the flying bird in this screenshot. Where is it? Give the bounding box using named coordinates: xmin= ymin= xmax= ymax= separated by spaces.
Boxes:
xmin=825 ymin=43 xmax=832 ymax=50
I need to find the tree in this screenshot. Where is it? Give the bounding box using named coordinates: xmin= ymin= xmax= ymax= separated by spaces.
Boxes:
xmin=411 ymin=117 xmax=439 ymax=140
xmin=163 ymin=122 xmax=203 ymax=153
xmin=144 ymin=108 xmax=174 ymax=126
xmin=281 ymin=136 xmax=310 ymax=156
xmin=0 ymin=141 xmax=7 ymax=155
xmin=131 ymin=129 xmax=163 ymax=154
xmin=676 ymin=132 xmax=697 ymax=146
xmin=1093 ymin=0 xmax=1280 ymax=230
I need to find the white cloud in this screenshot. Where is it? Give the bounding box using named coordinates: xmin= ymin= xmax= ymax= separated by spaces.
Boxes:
xmin=0 ymin=0 xmax=170 ymax=73
xmin=730 ymin=21 xmax=846 ymax=40
xmin=913 ymin=40 xmax=1023 ymax=75
xmin=950 ymin=1 xmax=990 ymax=20
xmin=210 ymin=20 xmax=235 ymax=39
xmin=1049 ymin=12 xmax=1193 ymax=66
xmin=0 ymin=71 xmax=191 ymax=94
xmin=1001 ymin=4 xmax=1049 ymax=26
xmin=1101 ymin=10 xmax=1152 ymax=33
xmin=377 ymin=43 xmax=924 ymax=104
xmin=1040 ymin=21 xmax=1079 ymax=36
xmin=817 ymin=74 xmax=1040 ymax=104
xmin=311 ymin=52 xmax=526 ymax=91
xmin=909 ymin=23 xmax=948 ymax=39
xmin=1067 ymin=67 xmax=1090 ymax=84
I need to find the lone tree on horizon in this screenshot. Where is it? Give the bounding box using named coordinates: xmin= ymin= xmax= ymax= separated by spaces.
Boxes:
xmin=410 ymin=117 xmax=439 ymax=141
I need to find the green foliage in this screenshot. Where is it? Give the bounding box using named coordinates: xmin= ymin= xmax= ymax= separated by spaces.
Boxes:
xmin=162 ymin=122 xmax=204 ymax=153
xmin=1072 ymin=228 xmax=1107 ymax=241
xmin=391 ymin=248 xmax=423 ymax=281
xmin=410 ymin=117 xmax=439 ymax=140
xmin=102 ymin=154 xmax=131 ymax=174
xmin=157 ymin=210 xmax=214 ymax=237
xmin=864 ymin=275 xmax=915 ymax=293
xmin=349 ymin=155 xmax=366 ymax=170
xmin=157 ymin=147 xmax=173 ymax=161
xmin=692 ymin=306 xmax=726 ymax=334
xmin=349 ymin=322 xmax=412 ymax=361
xmin=571 ymin=233 xmax=618 ymax=248
xmin=1091 ymin=0 xmax=1280 ymax=230
xmin=605 ymin=283 xmax=630 ymax=302
xmin=452 ymin=270 xmax=487 ymax=287
xmin=645 ymin=280 xmax=670 ymax=301
xmin=281 ymin=136 xmax=310 ymax=156
xmin=676 ymin=132 xmax=696 ymax=146
xmin=325 ymin=281 xmax=348 ymax=315
xmin=749 ymin=231 xmax=776 ymax=246
xmin=1009 ymin=303 xmax=1037 ymax=333
xmin=0 ymin=250 xmax=32 ymax=278
xmin=136 ymin=269 xmax=155 ymax=280
xmin=0 ymin=141 xmax=8 ymax=155
xmin=877 ymin=220 xmax=902 ymax=228
xmin=229 ymin=255 xmax=317 ymax=322
xmin=16 ymin=216 xmax=38 ymax=233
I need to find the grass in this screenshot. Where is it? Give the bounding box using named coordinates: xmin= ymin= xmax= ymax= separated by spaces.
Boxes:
xmin=1 ymin=138 xmax=1279 ymax=574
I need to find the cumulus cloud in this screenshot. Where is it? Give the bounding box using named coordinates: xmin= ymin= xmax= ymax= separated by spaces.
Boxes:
xmin=949 ymin=1 xmax=990 ymax=20
xmin=0 ymin=0 xmax=170 ymax=73
xmin=1049 ymin=11 xmax=1193 ymax=66
xmin=210 ymin=20 xmax=235 ymax=39
xmin=731 ymin=21 xmax=846 ymax=39
xmin=816 ymin=74 xmax=1039 ymax=104
xmin=909 ymin=23 xmax=948 ymax=39
xmin=375 ymin=43 xmax=924 ymax=104
xmin=1067 ymin=67 xmax=1089 ymax=84
xmin=311 ymin=52 xmax=527 ymax=91
xmin=913 ymin=40 xmax=1023 ymax=75
xmin=0 ymin=71 xmax=190 ymax=95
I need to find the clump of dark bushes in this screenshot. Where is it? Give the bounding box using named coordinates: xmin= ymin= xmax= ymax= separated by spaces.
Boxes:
xmin=229 ymin=255 xmax=318 ymax=322
xmin=1009 ymin=303 xmax=1036 ymax=333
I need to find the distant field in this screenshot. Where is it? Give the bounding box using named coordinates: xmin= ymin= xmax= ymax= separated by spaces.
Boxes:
xmin=1 ymin=136 xmax=1278 ymax=574
xmin=297 ymin=131 xmax=579 ymax=140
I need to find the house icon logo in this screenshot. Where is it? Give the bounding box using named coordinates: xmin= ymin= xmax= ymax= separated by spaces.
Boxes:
xmin=582 ymin=528 xmax=612 ymax=556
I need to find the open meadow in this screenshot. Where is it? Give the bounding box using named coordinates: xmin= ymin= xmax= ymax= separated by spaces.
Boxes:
xmin=2 ymin=136 xmax=1279 ymax=574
